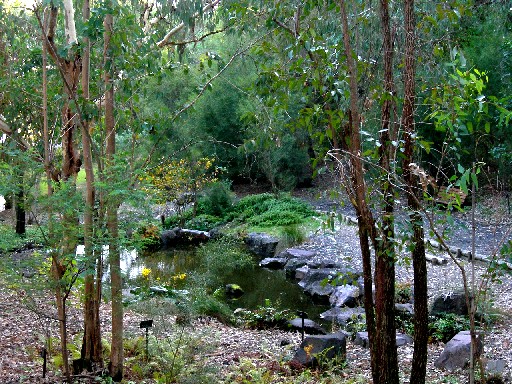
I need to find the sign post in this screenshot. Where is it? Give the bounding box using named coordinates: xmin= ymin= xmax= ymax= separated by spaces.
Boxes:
xmin=296 ymin=311 xmax=308 ymax=343
xmin=139 ymin=320 xmax=153 ymax=360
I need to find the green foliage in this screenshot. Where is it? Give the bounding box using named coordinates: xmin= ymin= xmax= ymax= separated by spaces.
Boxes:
xmin=395 ymin=282 xmax=413 ymax=304
xmin=184 ymin=214 xmax=225 ymax=231
xmin=194 ymin=237 xmax=254 ymax=290
xmin=232 ymin=193 xmax=316 ymax=227
xmin=234 ymin=298 xmax=293 ymax=329
xmin=279 ymin=225 xmax=306 ymax=249
xmin=189 ymin=289 xmax=234 ymax=324
xmin=429 ymin=313 xmax=470 ymax=343
xmin=134 ymin=223 xmax=162 ymax=251
xmin=196 ymin=181 xmax=235 ymax=218
xmin=0 ymin=224 xmax=44 ymax=254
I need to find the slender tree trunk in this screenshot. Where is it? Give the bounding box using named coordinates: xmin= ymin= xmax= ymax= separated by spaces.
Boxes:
xmin=51 ymin=255 xmax=71 ymax=382
xmin=80 ymin=0 xmax=102 ymax=369
xmin=15 ymin=179 xmax=25 ymax=235
xmin=374 ymin=1 xmax=399 ymax=383
xmin=401 ymin=1 xmax=428 ymax=383
xmin=339 ymin=1 xmax=377 ymax=381
xmin=42 ymin=2 xmax=82 ymax=379
xmin=103 ymin=10 xmax=123 ymax=381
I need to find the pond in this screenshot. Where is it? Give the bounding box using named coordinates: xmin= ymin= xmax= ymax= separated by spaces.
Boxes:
xmin=121 ymin=246 xmax=330 ymax=323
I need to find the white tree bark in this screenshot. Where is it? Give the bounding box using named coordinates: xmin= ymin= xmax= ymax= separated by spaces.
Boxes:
xmin=63 ymin=0 xmax=78 ymax=44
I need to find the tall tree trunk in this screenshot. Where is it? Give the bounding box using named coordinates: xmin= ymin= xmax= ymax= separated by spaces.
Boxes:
xmin=15 ymin=178 xmax=25 ymax=235
xmin=401 ymin=1 xmax=428 ymax=383
xmin=339 ymin=1 xmax=377 ymax=381
xmin=104 ymin=10 xmax=123 ymax=381
xmin=42 ymin=2 xmax=82 ymax=379
xmin=374 ymin=1 xmax=399 ymax=383
xmin=80 ymin=0 xmax=102 ymax=369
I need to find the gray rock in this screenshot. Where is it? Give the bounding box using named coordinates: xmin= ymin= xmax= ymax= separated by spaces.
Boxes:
xmin=291 ymin=333 xmax=346 ymax=367
xmin=259 ymin=257 xmax=288 ymax=269
xmin=299 ymin=268 xmax=361 ymax=304
xmin=426 ymin=253 xmax=448 ymax=265
xmin=303 ymin=281 xmax=335 ymax=304
xmin=288 ymin=318 xmax=327 ymax=335
xmin=245 ymin=233 xmax=279 ymax=258
xmin=280 ymin=248 xmax=316 ymax=260
xmin=320 ymin=307 xmax=365 ymax=326
xmin=395 ymin=303 xmax=415 ymax=316
xmin=298 ymin=268 xmax=337 ymax=289
xmin=396 ymin=333 xmax=413 ymax=346
xmin=161 ymin=228 xmax=210 ymax=246
xmin=354 ymin=332 xmax=413 ymax=348
xmin=329 ymin=284 xmax=361 ymax=308
xmin=434 ymin=331 xmax=483 ymax=371
xmin=486 ymin=359 xmax=506 ymax=375
xmin=284 ymin=259 xmax=309 ymax=278
xmin=307 ymin=260 xmax=342 ymax=269
xmin=431 ymin=291 xmax=469 ymax=316
xmin=354 ymin=332 xmax=370 ymax=348
xmin=294 ymin=266 xmax=310 ymax=280
xmin=149 ymin=286 xmax=168 ymax=295
xmin=161 ymin=228 xmax=179 ymax=246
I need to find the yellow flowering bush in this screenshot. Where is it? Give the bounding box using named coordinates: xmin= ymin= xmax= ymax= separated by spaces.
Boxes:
xmin=141 ymin=157 xmax=219 ymax=204
xmin=141 ymin=267 xmax=151 ymax=279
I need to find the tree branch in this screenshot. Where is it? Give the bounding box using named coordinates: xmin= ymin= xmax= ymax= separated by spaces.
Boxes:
xmin=156 ymin=0 xmax=222 ymax=48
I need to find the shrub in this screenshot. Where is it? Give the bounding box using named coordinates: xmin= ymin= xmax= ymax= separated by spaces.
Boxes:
xmin=196 ymin=181 xmax=234 ymax=218
xmin=234 ymin=299 xmax=293 ymax=329
xmin=195 ymin=237 xmax=254 ymax=289
xmin=429 ymin=313 xmax=470 ymax=343
xmin=135 ymin=223 xmax=162 ymax=251
xmin=232 ymin=193 xmax=316 ymax=227
xmin=279 ymin=225 xmax=306 ymax=248
xmin=189 ymin=289 xmax=234 ymax=323
xmin=184 ymin=214 xmax=224 ymax=231
xmin=395 ymin=282 xmax=413 ymax=304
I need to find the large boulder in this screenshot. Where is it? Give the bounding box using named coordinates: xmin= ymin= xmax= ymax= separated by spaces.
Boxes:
xmin=299 ymin=268 xmax=361 ymax=304
xmin=244 ymin=233 xmax=279 ymax=258
xmin=303 ymin=281 xmax=335 ymax=304
xmin=284 ymin=259 xmax=309 ymax=279
xmin=259 ymin=257 xmax=288 ymax=269
xmin=354 ymin=332 xmax=413 ymax=348
xmin=161 ymin=228 xmax=210 ymax=247
xmin=320 ymin=307 xmax=365 ymax=326
xmin=431 ymin=291 xmax=469 ymax=316
xmin=434 ymin=331 xmax=483 ymax=371
xmin=291 ymin=333 xmax=347 ymax=367
xmin=279 ymin=248 xmax=316 ymax=260
xmin=329 ymin=284 xmax=361 ymax=308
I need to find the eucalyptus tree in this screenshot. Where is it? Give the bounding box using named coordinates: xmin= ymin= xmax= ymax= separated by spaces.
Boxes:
xmin=238 ymin=0 xmax=476 ymax=382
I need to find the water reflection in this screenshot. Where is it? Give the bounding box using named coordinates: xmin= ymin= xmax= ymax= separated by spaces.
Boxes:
xmin=84 ymin=244 xmax=329 ymax=321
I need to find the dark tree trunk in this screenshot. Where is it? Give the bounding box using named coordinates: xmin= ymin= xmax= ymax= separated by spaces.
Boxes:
xmin=401 ymin=0 xmax=429 ymax=382
xmin=374 ymin=1 xmax=399 ymax=383
xmin=15 ymin=187 xmax=25 ymax=235
xmin=4 ymin=194 xmax=13 ymax=210
xmin=103 ymin=10 xmax=123 ymax=382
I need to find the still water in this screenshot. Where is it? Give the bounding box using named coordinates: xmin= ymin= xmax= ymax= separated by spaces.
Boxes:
xmin=124 ymin=246 xmax=329 ymax=322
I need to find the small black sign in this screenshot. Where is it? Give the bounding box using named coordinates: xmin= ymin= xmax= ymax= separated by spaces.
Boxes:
xmin=140 ymin=320 xmax=153 ymax=328
xmin=296 ymin=311 xmax=308 ymax=319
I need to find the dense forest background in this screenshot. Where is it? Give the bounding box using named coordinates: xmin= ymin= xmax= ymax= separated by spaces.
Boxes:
xmin=0 ymin=0 xmax=511 ymax=382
